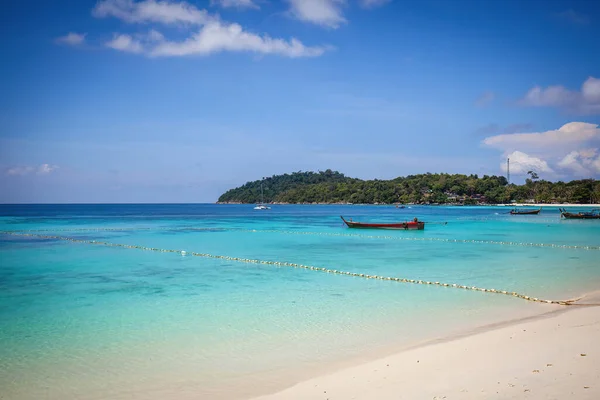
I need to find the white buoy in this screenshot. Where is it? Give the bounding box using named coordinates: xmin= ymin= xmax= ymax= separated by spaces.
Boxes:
xmin=181 ymin=250 xmax=187 ymax=256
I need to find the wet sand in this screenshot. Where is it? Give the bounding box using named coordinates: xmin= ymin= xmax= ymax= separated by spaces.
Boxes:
xmin=253 ymin=293 xmax=600 ymax=400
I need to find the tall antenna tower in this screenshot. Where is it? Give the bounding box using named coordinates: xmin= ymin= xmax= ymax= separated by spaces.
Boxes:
xmin=507 ymin=158 xmax=510 ymax=184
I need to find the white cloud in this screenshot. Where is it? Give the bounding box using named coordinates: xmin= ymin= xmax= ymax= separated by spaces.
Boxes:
xmin=56 ymin=32 xmax=87 ymax=46
xmin=149 ymin=21 xmax=327 ymax=57
xmin=210 ymin=0 xmax=259 ymax=9
xmin=557 ymin=151 xmax=588 ymax=175
xmin=106 ymin=34 xmax=145 ymax=53
xmin=287 ymin=0 xmax=346 ymax=29
xmin=579 ymin=148 xmax=599 ymax=159
xmin=501 ymin=151 xmax=553 ymax=175
xmin=557 ymin=149 xmax=600 ymax=177
xmin=5 ymin=164 xmax=58 ymax=176
xmin=483 ymin=123 xmax=600 ymax=178
xmin=582 ymin=77 xmax=600 ymax=104
xmin=93 ymin=0 xmax=213 ymax=25
xmin=96 ymin=0 xmax=328 ymax=58
xmin=359 ymin=0 xmax=391 ymax=8
xmin=482 ymin=122 xmax=600 ymax=156
xmin=519 ymin=76 xmax=600 ymax=115
xmin=475 ymin=91 xmax=495 ymax=107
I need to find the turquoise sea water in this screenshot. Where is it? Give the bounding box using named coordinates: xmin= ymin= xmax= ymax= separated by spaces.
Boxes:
xmin=1 ymin=204 xmax=599 ymax=399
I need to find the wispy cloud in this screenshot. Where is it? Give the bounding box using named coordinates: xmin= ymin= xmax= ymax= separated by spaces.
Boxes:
xmin=150 ymin=22 xmax=328 ymax=57
xmin=37 ymin=164 xmax=59 ymax=174
xmin=518 ymin=76 xmax=600 ymax=115
xmin=286 ymin=0 xmax=346 ymax=29
xmin=556 ymin=9 xmax=590 ymax=25
xmin=93 ymin=0 xmax=212 ymax=25
xmin=5 ymin=166 xmax=34 ymax=176
xmin=93 ymin=0 xmax=328 ymax=58
xmin=106 ymin=34 xmax=145 ymax=53
xmin=359 ymin=0 xmax=391 ymax=9
xmin=5 ymin=164 xmax=59 ymax=176
xmin=483 ymin=122 xmax=600 ymax=177
xmin=210 ymin=0 xmax=259 ymax=9
xmin=474 ymin=91 xmax=495 ymax=107
xmin=55 ymin=32 xmax=87 ymax=46
xmin=146 ymin=29 xmax=165 ymax=42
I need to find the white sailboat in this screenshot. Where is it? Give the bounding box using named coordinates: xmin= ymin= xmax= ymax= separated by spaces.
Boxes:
xmin=254 ymin=181 xmax=271 ymax=210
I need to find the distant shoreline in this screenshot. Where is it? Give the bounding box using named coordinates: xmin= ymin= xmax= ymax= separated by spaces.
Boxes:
xmin=216 ymin=202 xmax=600 ymax=207
xmin=217 ymin=171 xmax=600 ymax=206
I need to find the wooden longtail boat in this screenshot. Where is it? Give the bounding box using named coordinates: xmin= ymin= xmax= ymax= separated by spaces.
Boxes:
xmin=559 ymin=208 xmax=600 ymax=219
xmin=509 ymin=207 xmax=541 ymax=215
xmin=341 ymin=216 xmax=425 ymax=230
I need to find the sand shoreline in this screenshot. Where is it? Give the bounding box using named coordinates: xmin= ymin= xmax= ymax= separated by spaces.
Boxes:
xmin=252 ymin=291 xmax=600 ymax=400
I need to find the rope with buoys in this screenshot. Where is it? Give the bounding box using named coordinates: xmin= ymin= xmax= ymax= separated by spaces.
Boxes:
xmin=238 ymin=229 xmax=600 ymax=251
xmin=2 ymin=227 xmax=599 ymax=251
xmin=2 ymin=231 xmax=584 ymax=306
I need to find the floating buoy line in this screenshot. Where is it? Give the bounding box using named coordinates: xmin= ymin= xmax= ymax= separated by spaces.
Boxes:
xmin=1 ymin=231 xmax=585 ymax=306
xmin=2 ymin=227 xmax=599 ymax=251
xmin=240 ymin=229 xmax=600 ymax=251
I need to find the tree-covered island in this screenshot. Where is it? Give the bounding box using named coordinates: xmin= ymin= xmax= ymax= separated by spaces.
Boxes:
xmin=217 ymin=170 xmax=600 ymax=205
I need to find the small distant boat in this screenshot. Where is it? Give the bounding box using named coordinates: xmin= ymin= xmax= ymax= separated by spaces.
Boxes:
xmin=396 ymin=204 xmax=406 ymax=209
xmin=510 ymin=207 xmax=541 ymax=215
xmin=254 ymin=181 xmax=271 ymax=210
xmin=341 ymin=216 xmax=424 ymax=230
xmin=559 ymin=208 xmax=600 ymax=219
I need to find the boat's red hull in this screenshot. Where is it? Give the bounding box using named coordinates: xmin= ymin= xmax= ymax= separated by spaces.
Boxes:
xmin=341 ymin=216 xmax=424 ymax=230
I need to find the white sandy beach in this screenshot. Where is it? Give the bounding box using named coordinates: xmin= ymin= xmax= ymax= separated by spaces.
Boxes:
xmin=253 ymin=294 xmax=600 ymax=400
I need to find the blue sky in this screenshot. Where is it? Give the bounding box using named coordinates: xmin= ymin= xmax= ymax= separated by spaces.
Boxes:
xmin=1 ymin=0 xmax=599 ymax=203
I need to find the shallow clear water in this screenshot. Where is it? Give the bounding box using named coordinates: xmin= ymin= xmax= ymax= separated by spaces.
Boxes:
xmin=1 ymin=204 xmax=599 ymax=399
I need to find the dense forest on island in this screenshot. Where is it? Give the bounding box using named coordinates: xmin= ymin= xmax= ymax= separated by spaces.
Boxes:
xmin=217 ymin=170 xmax=600 ymax=205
